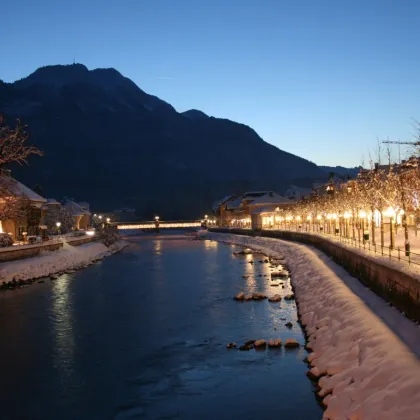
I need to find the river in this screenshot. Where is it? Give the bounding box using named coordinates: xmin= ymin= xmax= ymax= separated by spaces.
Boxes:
xmin=0 ymin=235 xmax=322 ymax=419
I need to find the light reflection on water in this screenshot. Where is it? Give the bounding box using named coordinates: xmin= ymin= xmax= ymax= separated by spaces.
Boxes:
xmin=51 ymin=275 xmax=75 ymax=387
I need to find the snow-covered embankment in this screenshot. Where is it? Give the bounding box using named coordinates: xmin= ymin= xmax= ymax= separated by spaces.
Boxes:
xmin=0 ymin=240 xmax=127 ymax=284
xmin=205 ymin=232 xmax=420 ymax=420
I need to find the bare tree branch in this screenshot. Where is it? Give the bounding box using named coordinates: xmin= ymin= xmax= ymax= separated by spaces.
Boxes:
xmin=0 ymin=114 xmax=43 ymax=166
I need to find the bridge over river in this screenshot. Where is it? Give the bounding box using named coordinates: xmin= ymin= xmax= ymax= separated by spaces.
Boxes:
xmin=115 ymin=220 xmax=208 ymax=231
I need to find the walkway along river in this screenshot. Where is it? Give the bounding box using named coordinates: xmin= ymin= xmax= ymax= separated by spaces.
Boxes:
xmin=0 ymin=234 xmax=322 ymax=420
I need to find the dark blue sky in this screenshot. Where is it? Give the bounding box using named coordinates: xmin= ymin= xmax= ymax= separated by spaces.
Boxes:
xmin=2 ymin=0 xmax=420 ymax=166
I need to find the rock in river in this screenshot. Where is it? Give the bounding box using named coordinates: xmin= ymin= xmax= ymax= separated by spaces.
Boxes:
xmin=268 ymin=294 xmax=282 ymax=302
xmin=284 ymin=338 xmax=300 ymax=349
xmin=268 ymin=339 xmax=282 ymax=348
xmin=234 ymin=292 xmax=245 ymax=301
xmin=252 ymin=292 xmax=267 ymax=301
xmin=239 ymin=344 xmax=253 ymax=351
xmin=254 ymin=339 xmax=267 ymax=348
xmin=226 ymin=342 xmax=237 ymax=349
xmin=285 ymin=322 xmax=293 ymax=328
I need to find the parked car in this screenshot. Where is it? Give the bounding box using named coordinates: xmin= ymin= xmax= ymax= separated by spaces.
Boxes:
xmin=0 ymin=233 xmax=13 ymax=247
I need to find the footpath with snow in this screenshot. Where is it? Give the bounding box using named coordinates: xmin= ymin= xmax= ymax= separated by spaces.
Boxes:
xmin=0 ymin=240 xmax=127 ymax=284
xmin=204 ymin=232 xmax=420 ymax=420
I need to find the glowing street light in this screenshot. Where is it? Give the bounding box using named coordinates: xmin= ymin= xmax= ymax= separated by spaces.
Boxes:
xmin=106 ymin=217 xmax=110 ymax=223
xmin=56 ymin=222 xmax=61 ymax=227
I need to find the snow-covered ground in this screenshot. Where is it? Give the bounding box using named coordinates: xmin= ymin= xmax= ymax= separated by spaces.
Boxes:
xmin=0 ymin=240 xmax=127 ymax=283
xmin=203 ymin=232 xmax=420 ymax=420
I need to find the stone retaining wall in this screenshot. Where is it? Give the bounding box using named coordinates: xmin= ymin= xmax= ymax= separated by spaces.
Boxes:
xmin=0 ymin=237 xmax=98 ymax=263
xmin=210 ymin=228 xmax=420 ymax=322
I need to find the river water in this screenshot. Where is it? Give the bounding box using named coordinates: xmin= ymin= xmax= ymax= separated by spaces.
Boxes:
xmin=0 ymin=235 xmax=322 ymax=420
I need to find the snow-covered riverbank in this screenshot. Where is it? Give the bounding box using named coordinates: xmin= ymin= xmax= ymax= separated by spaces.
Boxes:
xmin=0 ymin=240 xmax=127 ymax=286
xmin=204 ymin=232 xmax=420 ymax=420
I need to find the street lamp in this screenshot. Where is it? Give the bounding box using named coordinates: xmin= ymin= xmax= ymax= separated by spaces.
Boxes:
xmin=56 ymin=222 xmax=61 ymax=235
xmin=155 ymin=216 xmax=160 ymax=233
xmin=106 ymin=217 xmax=110 ymax=223
xmin=99 ymin=215 xmax=103 ymax=220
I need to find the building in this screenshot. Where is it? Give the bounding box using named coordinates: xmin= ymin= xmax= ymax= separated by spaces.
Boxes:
xmin=247 ymin=192 xmax=295 ymax=229
xmin=0 ymin=176 xmax=47 ymax=241
xmin=214 ymin=191 xmax=294 ymax=229
xmin=284 ymin=185 xmax=313 ymax=201
xmin=213 ymin=195 xmax=239 ymax=226
xmin=63 ymin=199 xmax=91 ymax=230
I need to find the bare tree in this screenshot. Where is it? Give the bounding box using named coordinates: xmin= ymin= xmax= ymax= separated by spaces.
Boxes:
xmin=0 ymin=114 xmax=43 ymax=224
xmin=0 ymin=115 xmax=43 ymax=166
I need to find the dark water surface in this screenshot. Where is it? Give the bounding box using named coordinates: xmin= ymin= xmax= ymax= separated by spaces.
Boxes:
xmin=0 ymin=237 xmax=322 ymax=420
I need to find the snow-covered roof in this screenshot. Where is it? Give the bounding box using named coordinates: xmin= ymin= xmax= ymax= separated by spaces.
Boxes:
xmin=64 ymin=200 xmax=91 ymax=217
xmin=45 ymin=198 xmax=60 ymax=205
xmin=226 ymin=198 xmax=242 ymax=210
xmin=11 ymin=180 xmax=47 ymax=203
xmin=250 ymin=192 xmax=294 ymax=206
xmin=251 ymin=205 xmax=279 ymax=215
xmin=217 ymin=195 xmax=236 ymax=206
xmin=212 ymin=194 xmax=238 ymax=211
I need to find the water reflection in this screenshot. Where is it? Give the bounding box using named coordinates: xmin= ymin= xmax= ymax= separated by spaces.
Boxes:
xmin=154 ymin=240 xmax=162 ymax=254
xmin=51 ymin=275 xmax=75 ymax=386
xmin=204 ymin=240 xmax=218 ymax=249
xmin=243 ymin=254 xmax=256 ymax=288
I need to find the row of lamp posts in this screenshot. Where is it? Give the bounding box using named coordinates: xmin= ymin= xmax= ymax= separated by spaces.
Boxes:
xmin=275 ymin=208 xmax=405 ymax=254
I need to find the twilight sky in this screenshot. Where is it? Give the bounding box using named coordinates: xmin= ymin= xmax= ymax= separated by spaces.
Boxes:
xmin=2 ymin=0 xmax=420 ymax=167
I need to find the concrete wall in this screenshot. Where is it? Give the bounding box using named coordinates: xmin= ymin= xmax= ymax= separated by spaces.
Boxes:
xmin=0 ymin=236 xmax=98 ymax=263
xmin=210 ymin=228 xmax=420 ymax=322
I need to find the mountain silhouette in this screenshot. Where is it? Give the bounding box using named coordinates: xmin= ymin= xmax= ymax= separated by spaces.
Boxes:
xmin=0 ymin=64 xmax=326 ymax=219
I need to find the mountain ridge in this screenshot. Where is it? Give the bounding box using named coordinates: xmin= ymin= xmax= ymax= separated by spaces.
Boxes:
xmin=0 ymin=63 xmax=327 ymax=219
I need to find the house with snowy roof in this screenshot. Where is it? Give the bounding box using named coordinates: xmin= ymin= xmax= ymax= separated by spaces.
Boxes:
xmin=213 ymin=194 xmax=239 ymax=226
xmin=63 ymin=199 xmax=91 ymax=230
xmin=213 ymin=191 xmax=295 ymax=228
xmin=245 ymin=192 xmax=295 ymax=229
xmin=0 ymin=170 xmax=47 ymax=240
